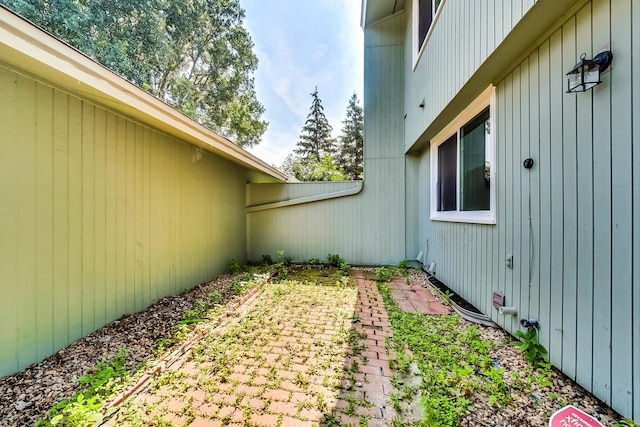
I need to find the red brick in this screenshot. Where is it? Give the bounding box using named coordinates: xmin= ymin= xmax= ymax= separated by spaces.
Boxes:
xmin=365 ymin=339 xmax=378 ymax=347
xmin=367 ymin=345 xmax=387 ymax=354
xmin=229 ymin=373 xmax=251 ymax=383
xmin=140 ymin=394 xmax=161 ymax=405
xmin=268 ymin=400 xmax=298 ymax=416
xmin=359 ymin=382 xmax=384 ymax=394
xmin=232 ymin=364 xmax=248 ymax=373
xmin=334 ymin=399 xmax=350 ymax=409
xmin=264 ymin=389 xmax=290 ymax=401
xmin=363 ymin=351 xmax=379 ymax=360
xmin=250 ymin=413 xmax=279 ymax=425
xmin=280 ymin=416 xmax=314 ymax=426
xmin=217 ymin=406 xmax=240 ymax=420
xmin=338 ymin=413 xmax=362 ymax=425
xmin=197 ymin=403 xmax=219 ymax=416
xmin=217 ymin=381 xmax=234 ymax=391
xmin=356 ymin=404 xmax=381 ymax=417
xmin=212 ymin=393 xmax=235 ymax=405
xmin=252 ymin=375 xmax=269 ymax=385
xmin=185 ymin=389 xmax=206 ymax=403
xmin=360 ymin=365 xmax=384 ymax=376
xmin=241 ymin=396 xmax=266 ymax=410
xmin=188 ymin=417 xmax=221 ymax=427
xmin=161 ymin=398 xmax=185 ymax=412
xmin=216 ymin=406 xmax=236 ymax=418
xmin=367 ymin=358 xmax=390 ymax=368
xmin=236 ymin=384 xmax=261 ymax=396
xmin=280 ymin=381 xmax=303 ymax=392
xmin=277 ymin=370 xmax=297 ymax=380
xmin=264 ymin=353 xmax=280 ymax=363
xmin=289 ymin=391 xmax=312 ymax=404
xmin=255 ymin=367 xmax=271 ymax=376
xmin=169 ymin=414 xmax=188 ymax=425
xmin=299 ymin=408 xmax=325 ymax=421
xmin=376 ymin=352 xmax=390 ymax=361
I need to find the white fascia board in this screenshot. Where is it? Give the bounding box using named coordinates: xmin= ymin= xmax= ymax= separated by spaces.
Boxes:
xmin=0 ymin=6 xmax=288 ymax=182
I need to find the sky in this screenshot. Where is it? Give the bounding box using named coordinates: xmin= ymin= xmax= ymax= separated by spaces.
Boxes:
xmin=242 ymin=0 xmax=364 ymax=168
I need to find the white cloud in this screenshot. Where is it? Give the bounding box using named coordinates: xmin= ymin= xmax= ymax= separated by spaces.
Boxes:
xmin=243 ymin=0 xmax=364 ymax=166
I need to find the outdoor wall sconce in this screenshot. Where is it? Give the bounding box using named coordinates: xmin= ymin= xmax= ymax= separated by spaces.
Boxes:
xmin=566 ymin=51 xmax=613 ymax=93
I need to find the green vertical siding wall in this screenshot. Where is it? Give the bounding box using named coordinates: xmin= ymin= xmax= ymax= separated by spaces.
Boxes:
xmin=0 ymin=63 xmax=250 ymax=377
xmin=248 ymin=14 xmax=408 ymax=265
xmin=416 ymin=0 xmax=639 ymax=418
xmin=403 ymin=0 xmax=538 ymax=150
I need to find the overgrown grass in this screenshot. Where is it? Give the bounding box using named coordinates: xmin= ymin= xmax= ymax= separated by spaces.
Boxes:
xmin=377 ymin=281 xmax=513 ymax=427
xmin=36 ymin=266 xmax=267 ymax=426
xmin=114 ymin=266 xmax=359 ymax=424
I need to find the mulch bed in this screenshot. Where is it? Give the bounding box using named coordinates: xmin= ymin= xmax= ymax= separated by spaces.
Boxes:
xmin=0 ymin=268 xmax=628 ymax=427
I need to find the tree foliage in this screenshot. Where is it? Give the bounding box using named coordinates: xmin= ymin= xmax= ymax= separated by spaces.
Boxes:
xmin=282 ymin=154 xmax=347 ymax=182
xmin=283 ymin=89 xmax=363 ymax=182
xmin=2 ymin=0 xmax=266 ymax=147
xmin=336 ymin=93 xmax=364 ymax=180
xmin=294 ymin=87 xmax=335 ymax=161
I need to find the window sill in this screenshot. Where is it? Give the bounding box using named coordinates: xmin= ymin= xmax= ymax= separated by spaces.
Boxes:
xmin=430 ymin=211 xmax=496 ymax=225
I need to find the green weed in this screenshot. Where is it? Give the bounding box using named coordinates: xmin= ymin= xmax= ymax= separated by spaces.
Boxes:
xmin=511 ymin=325 xmax=548 ymax=368
xmin=378 ymin=282 xmax=513 ymax=427
xmin=36 ymin=349 xmax=130 ymax=426
xmin=374 ymin=266 xmax=395 ymax=282
xmin=327 ymin=254 xmax=345 ymax=267
xmin=613 ymin=418 xmax=638 ymax=427
xmin=228 ymin=259 xmax=242 ymax=275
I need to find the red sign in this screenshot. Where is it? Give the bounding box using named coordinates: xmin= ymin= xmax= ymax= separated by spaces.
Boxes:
xmin=549 ymin=405 xmax=604 ymax=427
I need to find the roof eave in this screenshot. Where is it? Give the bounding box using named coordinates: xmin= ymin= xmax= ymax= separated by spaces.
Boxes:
xmin=0 ymin=6 xmax=288 ymax=182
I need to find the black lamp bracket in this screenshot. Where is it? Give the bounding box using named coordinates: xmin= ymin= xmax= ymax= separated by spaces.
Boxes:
xmin=592 ymin=51 xmax=613 ymax=73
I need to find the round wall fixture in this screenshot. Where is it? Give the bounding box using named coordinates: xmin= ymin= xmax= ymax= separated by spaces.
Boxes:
xmin=523 ymin=158 xmax=534 ymax=169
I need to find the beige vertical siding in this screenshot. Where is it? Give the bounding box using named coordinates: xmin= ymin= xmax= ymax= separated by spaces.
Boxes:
xmin=248 ymin=14 xmax=408 ymax=266
xmin=419 ymin=0 xmax=639 ymax=417
xmin=0 ymin=64 xmax=250 ymax=377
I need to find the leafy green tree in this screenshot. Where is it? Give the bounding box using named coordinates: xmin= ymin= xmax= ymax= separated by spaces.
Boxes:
xmin=280 ymin=153 xmax=299 ymax=178
xmin=292 ymin=156 xmax=348 ymax=182
xmin=1 ymin=0 xmax=266 ymax=147
xmin=280 ymin=154 xmax=347 ymax=182
xmin=294 ymin=87 xmax=335 ymax=161
xmin=336 ymin=93 xmax=364 ymax=180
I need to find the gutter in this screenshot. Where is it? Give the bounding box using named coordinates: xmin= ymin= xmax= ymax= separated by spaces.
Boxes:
xmin=246 ymin=181 xmax=363 ymax=213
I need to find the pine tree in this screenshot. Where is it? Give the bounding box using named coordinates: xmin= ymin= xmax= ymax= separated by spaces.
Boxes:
xmin=336 ymin=93 xmax=364 ymax=180
xmin=294 ymin=87 xmax=335 ymax=161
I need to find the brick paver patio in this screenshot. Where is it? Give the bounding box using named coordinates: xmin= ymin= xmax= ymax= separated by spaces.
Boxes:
xmin=106 ymin=269 xmax=447 ymax=426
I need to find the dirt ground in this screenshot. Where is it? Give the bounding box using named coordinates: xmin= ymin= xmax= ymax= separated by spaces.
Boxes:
xmin=0 ymin=267 xmax=627 ymax=426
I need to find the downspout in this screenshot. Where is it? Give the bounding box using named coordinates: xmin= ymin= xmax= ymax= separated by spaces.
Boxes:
xmin=245 ymin=181 xmax=364 ymax=213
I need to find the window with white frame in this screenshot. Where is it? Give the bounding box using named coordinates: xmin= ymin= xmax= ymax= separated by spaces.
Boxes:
xmin=430 ymin=86 xmax=496 ymax=224
xmin=413 ymin=0 xmax=443 ymax=65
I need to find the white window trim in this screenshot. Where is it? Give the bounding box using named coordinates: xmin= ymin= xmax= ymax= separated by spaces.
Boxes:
xmin=412 ymin=0 xmax=445 ymax=70
xmin=430 ymin=86 xmax=496 ymax=224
